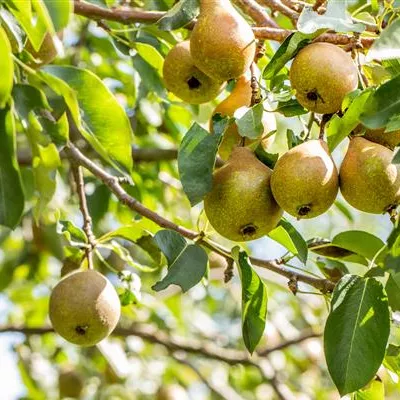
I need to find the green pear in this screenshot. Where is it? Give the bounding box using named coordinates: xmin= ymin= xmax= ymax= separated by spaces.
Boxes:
xmin=49 ymin=270 xmax=120 ymax=346
xmin=271 ymin=140 xmax=339 ymax=218
xmin=59 ymin=368 xmax=84 ymax=399
xmin=204 ymin=147 xmax=282 ymax=241
xmin=190 ymin=0 xmax=256 ymax=82
xmin=340 ymin=137 xmax=400 ymax=213
xmin=289 ymin=42 xmax=358 ymax=114
xmin=163 ymin=40 xmax=225 ymax=104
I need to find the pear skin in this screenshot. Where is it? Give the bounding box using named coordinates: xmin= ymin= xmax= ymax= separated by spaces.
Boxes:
xmin=190 ymin=0 xmax=256 ymax=82
xmin=49 ymin=270 xmax=121 ymax=346
xmin=211 ymin=75 xmax=275 ymax=160
xmin=289 ymin=43 xmax=358 ymax=114
xmin=340 ymin=137 xmax=400 ymax=214
xmin=204 ymin=147 xmax=282 ymax=241
xmin=271 ymin=140 xmax=339 ymax=218
xmin=163 ymin=40 xmax=225 ymax=104
xmin=364 ymin=128 xmax=400 ymax=150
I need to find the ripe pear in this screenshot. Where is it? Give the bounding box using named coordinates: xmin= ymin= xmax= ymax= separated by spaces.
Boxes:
xmin=339 ymin=137 xmax=400 ymax=213
xmin=59 ymin=369 xmax=84 ymax=399
xmin=204 ymin=147 xmax=282 ymax=241
xmin=49 ymin=270 xmax=121 ymax=346
xmin=25 ymin=32 xmax=62 ymax=68
xmin=190 ymin=0 xmax=256 ymax=82
xmin=289 ymin=43 xmax=358 ymax=114
xmin=163 ymin=40 xmax=225 ymax=104
xmin=271 ymin=140 xmax=339 ymax=218
xmin=363 ymin=127 xmax=400 ymax=150
xmin=211 ymin=75 xmax=276 ymax=160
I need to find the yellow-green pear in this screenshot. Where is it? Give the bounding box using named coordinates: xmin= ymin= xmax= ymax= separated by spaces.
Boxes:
xmin=340 ymin=137 xmax=400 ymax=213
xmin=289 ymin=43 xmax=358 ymax=114
xmin=190 ymin=0 xmax=256 ymax=81
xmin=163 ymin=40 xmax=225 ymax=104
xmin=204 ymin=147 xmax=282 ymax=241
xmin=271 ymin=140 xmax=339 ymax=218
xmin=49 ymin=270 xmax=121 ymax=346
xmin=59 ymin=369 xmax=84 ymax=399
xmin=210 ymin=74 xmax=276 ymax=160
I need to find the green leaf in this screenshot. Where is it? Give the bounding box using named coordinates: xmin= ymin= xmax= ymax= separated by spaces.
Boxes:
xmin=157 ymin=0 xmax=199 ymax=31
xmin=366 ymin=19 xmax=400 ymax=62
xmin=0 ymin=9 xmax=25 ymax=53
xmin=360 ymin=74 xmax=400 ymax=130
xmin=326 ymin=89 xmax=373 ymax=151
xmin=59 ymin=220 xmax=88 ymax=244
xmin=42 ymin=66 xmax=133 ymax=173
xmin=232 ymin=247 xmax=268 ymax=354
xmin=297 ymin=1 xmax=365 ymax=34
xmin=351 ymin=378 xmax=384 ymax=400
xmin=135 ymin=42 xmax=164 ymax=75
xmin=315 ymin=257 xmax=349 ymax=282
xmin=132 ymin=54 xmax=166 ymax=97
xmin=324 ymin=275 xmax=390 ymax=396
xmin=385 ymin=272 xmax=400 ymax=311
xmin=274 ymin=99 xmax=307 ymax=117
xmin=255 ymin=144 xmax=278 ymax=169
xmin=0 ymin=26 xmax=14 ymax=108
xmin=43 ymin=0 xmax=72 ymax=31
xmin=263 ymin=32 xmax=317 ymax=80
xmin=268 ymin=219 xmax=308 ymax=263
xmin=384 ymin=344 xmax=400 ymax=377
xmin=0 ymin=105 xmax=24 ymax=229
xmin=178 ymin=121 xmax=226 ymax=206
xmin=152 ymin=230 xmax=208 ymax=292
xmin=236 ymin=103 xmax=264 ymax=139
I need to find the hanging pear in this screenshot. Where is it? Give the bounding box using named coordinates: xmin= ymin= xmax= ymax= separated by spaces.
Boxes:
xmin=364 ymin=127 xmax=400 ymax=150
xmin=289 ymin=43 xmax=358 ymax=114
xmin=204 ymin=147 xmax=282 ymax=242
xmin=190 ymin=0 xmax=256 ymax=82
xmin=163 ymin=41 xmax=225 ymax=104
xmin=271 ymin=140 xmax=339 ymax=218
xmin=340 ymin=137 xmax=400 ymax=214
xmin=210 ymin=74 xmax=276 ymax=160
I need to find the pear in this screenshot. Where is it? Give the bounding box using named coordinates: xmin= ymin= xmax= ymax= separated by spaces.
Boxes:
xmin=190 ymin=0 xmax=256 ymax=82
xmin=364 ymin=127 xmax=400 ymax=150
xmin=25 ymin=32 xmax=62 ymax=68
xmin=163 ymin=40 xmax=225 ymax=104
xmin=289 ymin=43 xmax=358 ymax=114
xmin=49 ymin=270 xmax=121 ymax=346
xmin=210 ymin=75 xmax=276 ymax=160
xmin=339 ymin=137 xmax=400 ymax=213
xmin=271 ymin=140 xmax=339 ymax=218
xmin=208 ymin=251 xmax=228 ymax=269
xmin=59 ymin=369 xmax=84 ymax=399
xmin=204 ymin=147 xmax=282 ymax=241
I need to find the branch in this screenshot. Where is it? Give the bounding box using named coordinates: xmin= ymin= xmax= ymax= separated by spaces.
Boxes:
xmin=234 ymin=0 xmax=279 ymax=28
xmin=64 ymin=143 xmax=335 ymax=293
xmin=256 ymin=0 xmax=299 ymax=22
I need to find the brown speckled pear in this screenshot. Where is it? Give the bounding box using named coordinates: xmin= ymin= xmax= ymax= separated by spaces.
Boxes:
xmin=340 ymin=137 xmax=400 ymax=213
xmin=210 ymin=75 xmax=276 ymax=160
xmin=204 ymin=147 xmax=282 ymax=242
xmin=271 ymin=140 xmax=339 ymax=218
xmin=163 ymin=40 xmax=225 ymax=104
xmin=49 ymin=270 xmax=121 ymax=346
xmin=289 ymin=43 xmax=358 ymax=114
xmin=190 ymin=0 xmax=256 ymax=82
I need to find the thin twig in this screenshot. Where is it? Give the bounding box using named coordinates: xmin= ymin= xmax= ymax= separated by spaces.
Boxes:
xmin=234 ymin=0 xmax=279 ymax=27
xmin=70 ymin=164 xmax=96 ymax=270
xmin=250 ymin=62 xmax=261 ymax=106
xmin=256 ymin=0 xmax=299 ymax=22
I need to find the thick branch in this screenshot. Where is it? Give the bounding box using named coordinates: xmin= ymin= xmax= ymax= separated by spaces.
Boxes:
xmin=234 ymin=0 xmax=279 ymax=28
xmin=64 ymin=144 xmax=335 ymax=293
xmin=256 ymin=0 xmax=299 ymax=21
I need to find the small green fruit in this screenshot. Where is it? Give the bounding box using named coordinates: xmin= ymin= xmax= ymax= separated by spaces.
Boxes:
xmin=271 ymin=140 xmax=339 ymax=218
xmin=289 ymin=43 xmax=358 ymax=114
xmin=163 ymin=40 xmax=225 ymax=104
xmin=204 ymin=147 xmax=282 ymax=242
xmin=49 ymin=270 xmax=121 ymax=346
xmin=59 ymin=369 xmax=84 ymax=399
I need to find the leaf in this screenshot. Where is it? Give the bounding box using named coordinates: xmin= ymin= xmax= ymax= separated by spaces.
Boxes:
xmin=43 ymin=0 xmax=72 ymax=31
xmin=0 ymin=105 xmax=24 ymax=229
xmin=42 ymin=66 xmax=133 ymax=173
xmin=0 ymin=26 xmax=14 ymax=108
xmin=59 ymin=220 xmax=88 ymax=244
xmin=132 ymin=54 xmax=166 ymax=97
xmin=385 ymin=272 xmax=400 ymax=311
xmin=263 ymin=32 xmax=318 ymax=80
xmin=351 ymin=378 xmax=384 ymax=400
xmin=0 ymin=9 xmax=25 ymax=53
xmin=178 ymin=121 xmax=226 ymax=206
xmin=236 ymin=103 xmax=264 ymax=139
xmin=315 ymin=257 xmax=349 ymax=282
xmin=268 ymin=219 xmax=308 ymax=263
xmin=255 ymin=144 xmax=278 ymax=169
xmin=135 ymin=42 xmax=164 ymax=75
xmin=384 ymin=344 xmax=400 ymax=377
xmin=326 ymin=89 xmax=373 ymax=151
xmin=324 ymin=275 xmax=390 ymax=396
xmin=157 ymin=0 xmax=199 ymax=31
xmin=366 ymin=19 xmax=400 ymax=62
xmin=297 ymin=1 xmax=365 ymax=34
xmin=232 ymin=247 xmax=268 ymax=354
xmin=152 ymin=230 xmax=208 ymax=292
xmin=274 ymin=99 xmax=307 ymax=117
xmin=360 ymin=74 xmax=400 ymax=130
